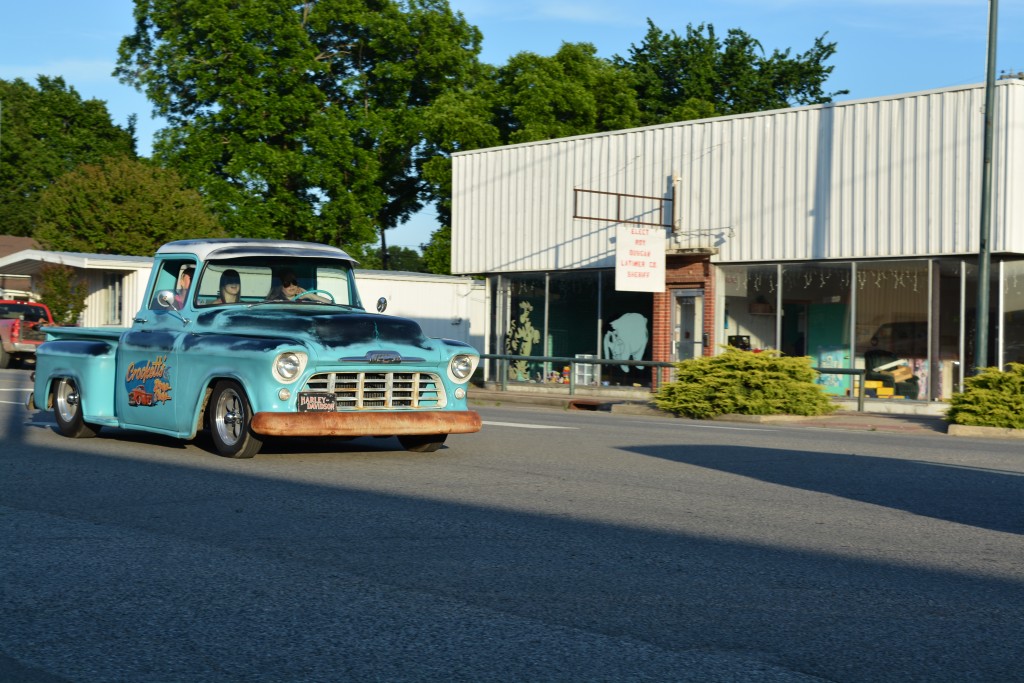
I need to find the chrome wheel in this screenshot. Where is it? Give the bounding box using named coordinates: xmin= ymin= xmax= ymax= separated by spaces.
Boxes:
xmin=53 ymin=377 xmax=98 ymax=438
xmin=208 ymin=380 xmax=262 ymax=458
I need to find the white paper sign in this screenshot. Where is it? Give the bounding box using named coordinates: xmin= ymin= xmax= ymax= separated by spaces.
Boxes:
xmin=615 ymin=226 xmax=666 ymax=292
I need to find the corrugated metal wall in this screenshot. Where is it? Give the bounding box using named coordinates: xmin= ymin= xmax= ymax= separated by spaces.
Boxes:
xmin=79 ymin=268 xmax=151 ymax=327
xmin=452 ymin=82 xmax=1023 ymax=274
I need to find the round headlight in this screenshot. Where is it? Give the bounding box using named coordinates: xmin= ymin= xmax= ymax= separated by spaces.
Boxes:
xmin=273 ymin=351 xmax=307 ymax=383
xmin=449 ymin=354 xmax=476 ymax=381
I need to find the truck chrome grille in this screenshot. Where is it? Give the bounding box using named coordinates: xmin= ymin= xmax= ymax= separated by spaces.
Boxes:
xmin=303 ymin=372 xmax=446 ymax=409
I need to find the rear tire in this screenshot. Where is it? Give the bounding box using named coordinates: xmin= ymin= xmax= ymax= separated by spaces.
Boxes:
xmin=208 ymin=380 xmax=262 ymax=458
xmin=53 ymin=377 xmax=99 ymax=438
xmin=0 ymin=346 xmax=10 ymax=369
xmin=398 ymin=434 xmax=447 ymax=453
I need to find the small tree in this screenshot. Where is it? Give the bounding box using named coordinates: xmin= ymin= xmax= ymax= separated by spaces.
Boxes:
xmin=36 ymin=263 xmax=89 ymax=325
xmin=34 ymin=155 xmax=224 ymax=256
xmin=946 ymin=364 xmax=1024 ymax=429
xmin=421 ymin=226 xmax=451 ymax=275
xmin=655 ymin=348 xmax=838 ymax=418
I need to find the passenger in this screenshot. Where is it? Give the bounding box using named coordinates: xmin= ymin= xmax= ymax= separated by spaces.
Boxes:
xmin=213 ymin=269 xmax=241 ymax=304
xmin=173 ymin=267 xmax=195 ymax=309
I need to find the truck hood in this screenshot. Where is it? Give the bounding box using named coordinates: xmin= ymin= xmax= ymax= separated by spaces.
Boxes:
xmin=194 ymin=307 xmax=436 ymax=355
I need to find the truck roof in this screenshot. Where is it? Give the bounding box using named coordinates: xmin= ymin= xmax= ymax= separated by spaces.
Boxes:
xmin=156 ymin=239 xmax=356 ymax=263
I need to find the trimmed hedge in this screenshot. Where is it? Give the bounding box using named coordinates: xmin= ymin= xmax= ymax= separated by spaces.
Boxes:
xmin=654 ymin=348 xmax=838 ymax=419
xmin=946 ymin=363 xmax=1024 ymax=429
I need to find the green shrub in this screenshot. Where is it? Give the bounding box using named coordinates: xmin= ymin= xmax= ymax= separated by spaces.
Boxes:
xmin=654 ymin=348 xmax=839 ymax=419
xmin=946 ymin=364 xmax=1024 ymax=428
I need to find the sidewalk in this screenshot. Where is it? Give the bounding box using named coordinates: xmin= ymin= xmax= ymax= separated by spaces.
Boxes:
xmin=468 ymin=386 xmax=952 ymax=435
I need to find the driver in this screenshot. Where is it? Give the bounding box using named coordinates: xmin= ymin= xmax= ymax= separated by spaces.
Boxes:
xmin=266 ymin=270 xmax=326 ymax=302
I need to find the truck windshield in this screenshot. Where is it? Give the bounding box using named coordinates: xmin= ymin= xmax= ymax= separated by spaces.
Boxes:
xmin=194 ymin=258 xmax=362 ymax=308
xmin=0 ymin=303 xmax=47 ymax=322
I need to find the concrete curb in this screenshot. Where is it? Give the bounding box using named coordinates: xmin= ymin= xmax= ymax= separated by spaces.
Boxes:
xmin=469 ymin=388 xmax=1024 ymax=438
xmin=947 ymin=424 xmax=1024 ymax=439
xmin=711 ymin=414 xmax=826 ymax=424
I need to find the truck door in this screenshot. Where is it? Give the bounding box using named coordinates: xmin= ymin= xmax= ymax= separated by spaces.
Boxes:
xmin=116 ymin=259 xmax=193 ymax=435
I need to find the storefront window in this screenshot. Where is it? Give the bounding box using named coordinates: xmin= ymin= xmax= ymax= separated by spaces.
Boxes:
xmin=601 ymin=274 xmax=654 ymax=387
xmin=931 ymin=259 xmax=967 ymax=397
xmin=1002 ymin=259 xmax=1024 ymax=366
xmin=961 ymin=259 xmax=998 ymax=376
xmin=548 ymin=272 xmax=600 ymax=385
xmin=505 ymin=275 xmax=546 ymax=382
xmin=721 ymin=265 xmax=778 ymax=352
xmin=781 ymin=263 xmax=852 ymax=395
xmin=855 ymin=261 xmax=930 ymax=400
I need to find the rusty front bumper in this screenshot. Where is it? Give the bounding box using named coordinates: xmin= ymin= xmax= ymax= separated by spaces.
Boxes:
xmin=250 ymin=410 xmax=482 ymax=438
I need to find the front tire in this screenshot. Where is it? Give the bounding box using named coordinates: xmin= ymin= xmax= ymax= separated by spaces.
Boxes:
xmin=398 ymin=434 xmax=447 ymax=453
xmin=208 ymin=380 xmax=262 ymax=458
xmin=53 ymin=377 xmax=99 ymax=438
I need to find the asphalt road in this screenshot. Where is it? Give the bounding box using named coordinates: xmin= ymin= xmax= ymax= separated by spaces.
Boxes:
xmin=2 ymin=368 xmax=1023 ymax=682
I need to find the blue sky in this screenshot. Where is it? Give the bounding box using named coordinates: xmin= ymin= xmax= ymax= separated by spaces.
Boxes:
xmin=2 ymin=0 xmax=1023 ymax=250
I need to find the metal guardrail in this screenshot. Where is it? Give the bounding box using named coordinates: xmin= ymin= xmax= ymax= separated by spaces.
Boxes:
xmin=480 ymin=353 xmax=674 ymax=396
xmin=479 ymin=353 xmax=867 ymax=412
xmin=816 ymin=367 xmax=867 ymax=412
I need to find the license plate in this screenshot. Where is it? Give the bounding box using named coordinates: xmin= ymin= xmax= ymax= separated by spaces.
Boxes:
xmin=297 ymin=392 xmax=336 ymax=412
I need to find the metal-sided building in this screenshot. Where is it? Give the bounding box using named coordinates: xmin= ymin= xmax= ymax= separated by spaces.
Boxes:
xmin=452 ymin=80 xmax=1024 ymax=400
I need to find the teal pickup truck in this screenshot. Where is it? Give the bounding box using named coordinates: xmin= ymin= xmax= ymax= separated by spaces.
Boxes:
xmin=28 ymin=239 xmax=481 ymax=458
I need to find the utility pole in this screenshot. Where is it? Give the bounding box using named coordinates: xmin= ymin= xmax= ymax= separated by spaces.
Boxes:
xmin=975 ymin=0 xmax=998 ymax=370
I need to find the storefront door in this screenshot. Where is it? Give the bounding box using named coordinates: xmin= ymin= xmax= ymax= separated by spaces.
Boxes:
xmin=673 ymin=290 xmax=704 ymax=361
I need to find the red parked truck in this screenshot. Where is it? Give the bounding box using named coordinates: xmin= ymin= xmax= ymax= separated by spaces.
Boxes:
xmin=0 ymin=300 xmax=55 ymax=368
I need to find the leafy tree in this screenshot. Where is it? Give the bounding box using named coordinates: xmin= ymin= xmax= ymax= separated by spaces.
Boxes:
xmin=420 ymin=80 xmax=502 ymax=229
xmin=418 ymin=42 xmax=639 ymax=271
xmin=0 ymin=77 xmax=136 ymax=237
xmin=36 ymin=263 xmax=89 ymax=325
xmin=115 ymin=0 xmax=483 ymax=253
xmin=493 ymin=42 xmax=640 ymax=144
xmin=617 ymin=21 xmax=847 ymax=125
xmin=33 ymin=156 xmax=224 ymax=256
xmin=420 ymin=225 xmax=451 ymax=275
xmin=947 ymin=364 xmax=1024 ymax=429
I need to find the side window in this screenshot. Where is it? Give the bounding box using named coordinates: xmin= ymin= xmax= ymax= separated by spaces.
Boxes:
xmin=149 ymin=260 xmax=196 ymax=310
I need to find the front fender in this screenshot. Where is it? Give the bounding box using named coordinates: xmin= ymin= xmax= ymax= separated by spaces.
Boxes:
xmin=177 ymin=336 xmax=312 ymax=438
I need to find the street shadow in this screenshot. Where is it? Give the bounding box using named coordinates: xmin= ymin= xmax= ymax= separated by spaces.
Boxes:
xmin=4 ymin=399 xmax=1024 ymax=681
xmin=623 ymin=444 xmax=1024 ymax=535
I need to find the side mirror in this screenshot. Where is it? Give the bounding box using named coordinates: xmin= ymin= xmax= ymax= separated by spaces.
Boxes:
xmin=156 ymin=290 xmax=177 ymax=309
xmin=376 ymin=297 xmax=388 ymax=313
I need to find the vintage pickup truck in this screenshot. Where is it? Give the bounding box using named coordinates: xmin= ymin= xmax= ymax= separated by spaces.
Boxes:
xmin=28 ymin=239 xmax=481 ymax=458
xmin=0 ymin=299 xmax=54 ymax=369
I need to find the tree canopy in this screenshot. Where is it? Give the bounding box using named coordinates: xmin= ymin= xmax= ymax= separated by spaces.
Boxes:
xmin=0 ymin=77 xmax=136 ymax=237
xmin=0 ymin=6 xmax=844 ymax=275
xmin=33 ymin=156 xmax=224 ymax=256
xmin=493 ymin=42 xmax=641 ymax=144
xmin=617 ymin=21 xmax=847 ymax=125
xmin=115 ymin=0 xmax=484 ymax=251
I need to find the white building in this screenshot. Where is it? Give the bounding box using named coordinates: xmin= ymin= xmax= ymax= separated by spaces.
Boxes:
xmin=355 ymin=269 xmax=486 ymax=349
